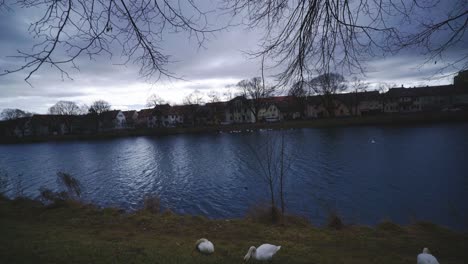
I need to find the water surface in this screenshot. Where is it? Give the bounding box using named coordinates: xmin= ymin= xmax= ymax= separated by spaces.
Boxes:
xmin=1 ymin=123 xmax=467 ymax=230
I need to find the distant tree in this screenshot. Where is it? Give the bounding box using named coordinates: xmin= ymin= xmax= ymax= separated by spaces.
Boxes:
xmin=237 ymin=77 xmax=276 ymax=122
xmin=349 ymin=77 xmax=369 ymax=116
xmin=48 ymin=101 xmax=81 ymax=133
xmin=182 ymin=90 xmax=205 ymax=126
xmin=377 ymin=82 xmax=395 ymax=113
xmin=146 ymin=94 xmax=166 ymax=108
xmin=183 ymin=90 xmax=205 ymax=105
xmin=1 ymin=108 xmax=32 ymax=120
xmin=79 ymin=104 xmax=89 ymax=115
xmin=207 ymin=91 xmax=221 ymax=103
xmin=288 ymin=80 xmax=309 ymax=117
xmin=48 ymin=101 xmax=81 ymax=115
xmin=222 ymin=85 xmax=240 ymax=101
xmin=349 ymin=77 xmax=369 ymax=93
xmin=88 ymin=100 xmax=111 ymax=115
xmin=309 ymin=73 xmax=347 ymax=117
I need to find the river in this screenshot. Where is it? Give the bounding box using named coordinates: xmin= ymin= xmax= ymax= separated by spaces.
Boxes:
xmin=1 ymin=123 xmax=467 ymax=230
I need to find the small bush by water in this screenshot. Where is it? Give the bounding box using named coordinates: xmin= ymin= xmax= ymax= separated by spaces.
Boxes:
xmin=143 ymin=195 xmax=161 ymax=214
xmin=57 ymin=172 xmax=82 ymax=198
xmin=326 ymin=211 xmax=344 ymax=230
xmin=245 ymin=203 xmax=282 ymax=224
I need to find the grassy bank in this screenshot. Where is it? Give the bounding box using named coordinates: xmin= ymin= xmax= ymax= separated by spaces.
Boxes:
xmin=2 ymin=111 xmax=468 ymax=144
xmin=1 ymin=197 xmax=467 ymax=263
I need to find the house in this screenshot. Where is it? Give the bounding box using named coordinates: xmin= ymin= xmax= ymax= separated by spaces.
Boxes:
xmin=335 ymin=91 xmax=383 ymax=116
xmin=99 ymin=110 xmax=126 ymax=130
xmin=305 ymin=96 xmax=351 ymax=118
xmin=123 ymin=110 xmax=138 ymax=128
xmin=454 ymin=70 xmax=468 ymax=88
xmin=0 ymin=117 xmax=31 ymax=138
xmin=159 ymin=104 xmax=184 ymax=127
xmin=137 ymin=108 xmax=158 ymax=128
xmin=225 ymin=96 xmax=255 ymax=124
xmin=205 ymin=102 xmax=228 ymax=125
xmin=383 ymin=84 xmax=468 ymax=113
xmin=258 ymin=96 xmax=303 ymax=122
xmin=71 ymin=114 xmax=97 ymax=134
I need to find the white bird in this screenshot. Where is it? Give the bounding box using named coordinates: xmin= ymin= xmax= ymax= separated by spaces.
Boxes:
xmin=417 ymin=248 xmax=439 ymax=264
xmin=244 ymin=244 xmax=281 ymax=262
xmin=192 ymin=238 xmax=214 ymax=255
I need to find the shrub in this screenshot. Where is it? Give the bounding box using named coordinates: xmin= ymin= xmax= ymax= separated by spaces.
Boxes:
xmin=37 ymin=172 xmax=83 ymax=206
xmin=378 ymin=220 xmax=404 ymax=232
xmin=0 ymin=169 xmax=8 ymax=196
xmin=143 ymin=195 xmax=161 ymax=214
xmin=245 ymin=203 xmax=282 ymax=224
xmin=57 ymin=172 xmax=82 ymax=198
xmin=38 ymin=187 xmax=68 ymax=204
xmin=327 ymin=211 xmax=344 ymax=230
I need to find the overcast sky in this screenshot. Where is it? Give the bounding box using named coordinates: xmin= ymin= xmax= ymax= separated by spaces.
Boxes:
xmin=0 ymin=1 xmax=466 ymax=114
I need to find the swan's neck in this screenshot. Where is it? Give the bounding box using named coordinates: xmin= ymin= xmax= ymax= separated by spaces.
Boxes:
xmin=248 ymin=248 xmax=256 ymax=259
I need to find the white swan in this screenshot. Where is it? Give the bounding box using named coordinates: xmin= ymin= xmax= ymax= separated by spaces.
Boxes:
xmin=244 ymin=244 xmax=281 ymax=262
xmin=417 ymin=248 xmax=439 ymax=264
xmin=192 ymin=238 xmax=214 ymax=255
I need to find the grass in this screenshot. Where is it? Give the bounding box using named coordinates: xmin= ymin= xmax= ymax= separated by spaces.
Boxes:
xmin=1 ymin=197 xmax=467 ymax=263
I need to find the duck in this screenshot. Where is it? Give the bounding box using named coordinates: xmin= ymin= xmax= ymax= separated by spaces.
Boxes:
xmin=417 ymin=248 xmax=439 ymax=264
xmin=192 ymin=238 xmax=214 ymax=255
xmin=244 ymin=244 xmax=281 ymax=262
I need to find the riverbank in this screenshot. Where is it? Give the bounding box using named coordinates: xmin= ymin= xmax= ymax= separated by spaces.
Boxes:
xmin=1 ymin=111 xmax=468 ymax=144
xmin=0 ymin=197 xmax=467 ymax=263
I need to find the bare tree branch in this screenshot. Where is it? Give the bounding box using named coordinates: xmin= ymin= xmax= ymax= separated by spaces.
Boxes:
xmin=225 ymin=0 xmax=467 ymax=85
xmin=0 ymin=0 xmax=225 ymax=83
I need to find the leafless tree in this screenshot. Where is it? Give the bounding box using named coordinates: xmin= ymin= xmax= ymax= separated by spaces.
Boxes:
xmin=247 ymin=131 xmax=292 ymax=223
xmin=288 ymin=80 xmax=309 ymax=117
xmin=48 ymin=101 xmax=81 ymax=115
xmin=226 ymin=0 xmax=467 ymax=84
xmin=182 ymin=90 xmax=204 ymax=126
xmin=207 ymin=90 xmax=221 ymax=103
xmin=146 ymin=94 xmax=166 ymax=108
xmin=309 ymin=73 xmax=347 ymax=117
xmin=1 ymin=108 xmax=32 ymax=120
xmin=237 ymin=77 xmax=276 ymax=122
xmin=0 ymin=0 xmax=223 ymax=84
xmin=378 ymin=82 xmax=395 ymax=112
xmin=183 ymin=90 xmax=205 ymax=105
xmin=348 ymin=77 xmax=369 ymax=115
xmin=222 ymin=85 xmax=240 ymax=101
xmin=88 ymin=100 xmax=111 ymax=115
xmin=349 ymin=77 xmax=369 ymax=93
xmin=48 ymin=100 xmax=81 ymax=133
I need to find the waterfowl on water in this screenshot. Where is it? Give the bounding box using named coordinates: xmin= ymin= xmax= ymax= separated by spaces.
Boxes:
xmin=244 ymin=244 xmax=281 ymax=262
xmin=417 ymin=248 xmax=439 ymax=264
xmin=192 ymin=238 xmax=214 ymax=255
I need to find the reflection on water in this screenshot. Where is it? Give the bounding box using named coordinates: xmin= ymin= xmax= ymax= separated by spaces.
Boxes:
xmin=1 ymin=123 xmax=468 ymax=230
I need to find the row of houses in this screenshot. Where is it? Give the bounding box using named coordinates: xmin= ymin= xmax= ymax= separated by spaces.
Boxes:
xmin=1 ymin=71 xmax=467 ymax=138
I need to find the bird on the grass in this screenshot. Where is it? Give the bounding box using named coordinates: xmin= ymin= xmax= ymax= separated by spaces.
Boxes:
xmin=244 ymin=243 xmax=281 ymax=262
xmin=417 ymin=248 xmax=439 ymax=264
xmin=192 ymin=238 xmax=214 ymax=256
